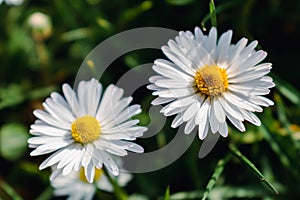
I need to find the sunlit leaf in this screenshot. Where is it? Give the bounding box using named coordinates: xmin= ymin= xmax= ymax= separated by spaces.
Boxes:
xmin=0 ymin=84 xmax=25 ymax=110
xmin=165 ymin=0 xmax=196 ymax=6
xmin=0 ymin=123 xmax=29 ymax=161
xmin=164 ymin=186 xmax=170 ymax=200
xmin=273 ymin=73 xmax=300 ymax=105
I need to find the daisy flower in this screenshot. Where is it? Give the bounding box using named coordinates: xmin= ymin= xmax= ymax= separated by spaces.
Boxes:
xmin=148 ymin=27 xmax=275 ymax=140
xmin=51 ymin=164 xmax=132 ymax=200
xmin=28 ymin=78 xmax=146 ymax=183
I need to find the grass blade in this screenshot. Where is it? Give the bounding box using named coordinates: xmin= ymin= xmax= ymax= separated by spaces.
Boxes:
xmin=272 ymin=73 xmax=300 ymax=106
xmin=229 ymin=144 xmax=279 ymax=195
xmin=201 ymin=1 xmax=238 ymax=30
xmin=164 ymin=186 xmax=170 ymax=200
xmin=209 ymin=0 xmax=217 ymax=28
xmin=201 ymin=154 xmax=231 ymax=200
xmin=0 ymin=179 xmax=23 ymax=200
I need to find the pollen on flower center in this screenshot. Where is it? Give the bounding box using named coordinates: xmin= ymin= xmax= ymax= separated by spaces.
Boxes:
xmin=79 ymin=167 xmax=103 ymax=183
xmin=71 ymin=116 xmax=101 ymax=144
xmin=194 ymin=65 xmax=228 ymax=97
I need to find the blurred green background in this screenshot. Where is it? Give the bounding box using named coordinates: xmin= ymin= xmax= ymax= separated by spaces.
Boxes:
xmin=1 ymin=0 xmax=300 ymax=199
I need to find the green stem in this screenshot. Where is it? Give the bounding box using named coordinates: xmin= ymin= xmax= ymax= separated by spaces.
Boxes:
xmin=209 ymin=0 xmax=217 ymax=28
xmin=103 ymin=168 xmax=128 ymax=200
xmin=229 ymin=144 xmax=279 ymax=195
xmin=201 ymin=153 xmax=231 ymax=200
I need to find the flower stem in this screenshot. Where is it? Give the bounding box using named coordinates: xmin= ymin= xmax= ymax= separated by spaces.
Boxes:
xmin=103 ymin=168 xmax=128 ymax=200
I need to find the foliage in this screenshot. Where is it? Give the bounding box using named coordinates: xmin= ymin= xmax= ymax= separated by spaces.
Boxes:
xmin=1 ymin=0 xmax=300 ymax=199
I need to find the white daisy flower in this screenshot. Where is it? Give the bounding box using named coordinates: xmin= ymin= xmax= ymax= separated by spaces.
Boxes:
xmin=28 ymin=78 xmax=146 ymax=183
xmin=148 ymin=27 xmax=275 ymax=140
xmin=51 ymin=165 xmax=132 ymax=200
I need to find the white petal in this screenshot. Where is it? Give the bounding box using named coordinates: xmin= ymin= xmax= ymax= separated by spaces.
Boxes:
xmin=43 ymin=98 xmax=74 ymax=123
xmin=153 ymin=88 xmax=194 ymax=98
xmin=250 ymin=96 xmax=274 ymax=107
xmin=171 ymin=114 xmax=184 ymax=128
xmin=84 ymin=161 xmax=95 ymax=183
xmin=229 ymin=50 xmax=267 ymax=77
xmin=226 ymin=38 xmax=248 ymax=67
xmin=241 ymin=110 xmax=261 ymax=126
xmin=162 ymin=46 xmax=195 ymax=76
xmin=226 ymin=112 xmax=246 ymax=132
xmin=30 ymin=138 xmax=73 ymax=156
xmin=194 ymin=27 xmax=204 ymax=43
xmin=30 ymin=125 xmax=69 ymax=137
xmin=182 ymin=102 xmax=199 ymax=122
xmin=195 ymin=98 xmax=210 ymax=125
xmin=33 ymin=110 xmax=70 ymax=130
xmin=217 ymin=30 xmax=232 ymax=63
xmin=100 ymin=151 xmax=119 ymax=176
xmin=223 ymin=92 xmax=262 ymax=112
xmin=209 ymin=105 xmax=219 ymax=134
xmin=198 ymin=117 xmax=209 ymax=140
xmin=166 ymin=95 xmax=197 ymax=108
xmin=86 ymin=78 xmax=102 ymax=116
xmin=229 ymin=63 xmax=272 ymax=83
xmin=219 ymin=98 xmax=244 ymax=121
xmin=205 ymin=27 xmax=217 ymax=55
xmin=155 ymin=79 xmax=191 ymax=88
xmin=151 ymin=97 xmax=175 ymax=105
xmin=229 ymin=84 xmax=270 ymax=96
xmin=77 ymin=80 xmax=88 ymax=116
xmin=218 ymin=121 xmax=228 ymax=137
xmin=62 ymin=83 xmax=83 ymax=117
xmin=212 ymin=98 xmax=226 ymax=123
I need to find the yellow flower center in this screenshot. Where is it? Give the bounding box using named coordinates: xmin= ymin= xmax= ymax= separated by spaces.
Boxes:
xmin=79 ymin=167 xmax=103 ymax=183
xmin=194 ymin=65 xmax=228 ymax=97
xmin=71 ymin=116 xmax=101 ymax=144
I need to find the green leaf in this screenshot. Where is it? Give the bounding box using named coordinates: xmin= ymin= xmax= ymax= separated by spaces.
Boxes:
xmin=260 ymin=116 xmax=300 ymax=177
xmin=201 ymin=1 xmax=237 ymax=30
xmin=27 ymin=85 xmax=57 ymax=100
xmin=0 ymin=123 xmax=29 ymax=161
xmin=169 ymin=185 xmax=275 ymax=199
xmin=165 ymin=0 xmax=196 ymax=6
xmin=229 ymin=144 xmax=279 ymax=195
xmin=164 ymin=186 xmax=170 ymax=200
xmin=0 ymin=180 xmax=23 ymax=200
xmin=128 ymin=194 xmax=149 ymax=200
xmin=209 ymin=0 xmax=217 ymax=28
xmin=201 ymin=154 xmax=231 ymax=200
xmin=118 ymin=1 xmax=153 ymax=25
xmin=0 ymin=84 xmax=25 ymax=110
xmin=272 ymin=73 xmax=300 ymax=105
xmin=61 ymin=27 xmax=93 ymax=42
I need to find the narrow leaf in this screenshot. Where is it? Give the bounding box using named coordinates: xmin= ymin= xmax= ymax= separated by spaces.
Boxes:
xmin=164 ymin=186 xmax=170 ymax=200
xmin=201 ymin=154 xmax=231 ymax=200
xmin=272 ymin=73 xmax=300 ymax=105
xmin=229 ymin=144 xmax=279 ymax=195
xmin=209 ymin=0 xmax=217 ymax=28
xmin=201 ymin=1 xmax=236 ymax=30
xmin=0 ymin=180 xmax=23 ymax=200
